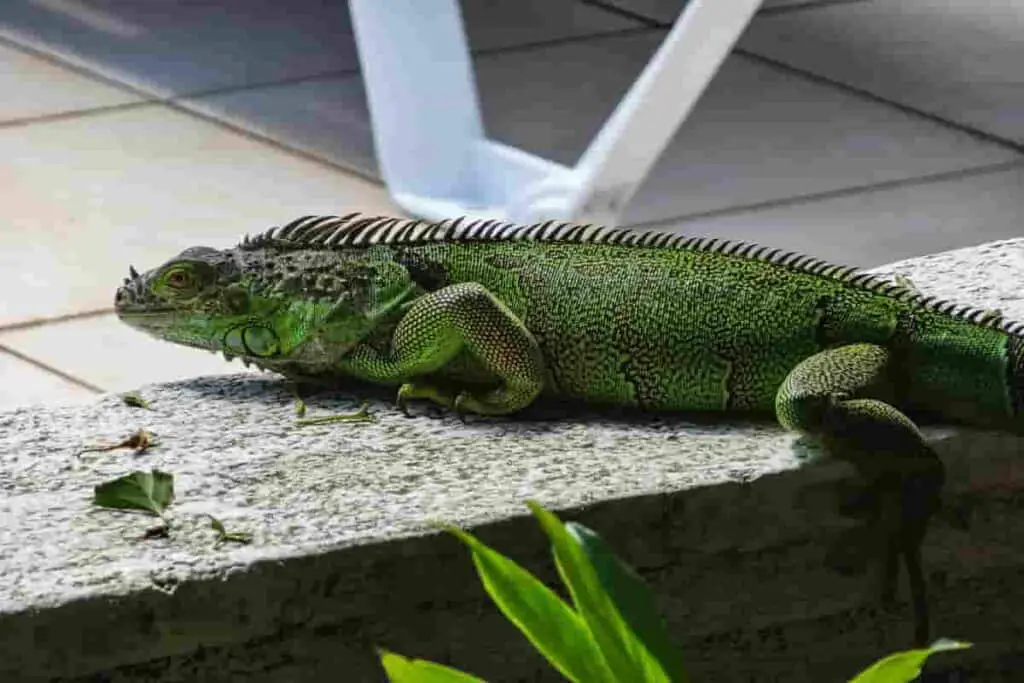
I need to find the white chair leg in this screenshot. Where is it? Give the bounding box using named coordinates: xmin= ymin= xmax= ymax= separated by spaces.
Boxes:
xmin=348 ymin=0 xmax=763 ymax=226
xmin=564 ymin=0 xmax=766 ymax=226
xmin=348 ymin=0 xmax=566 ymax=221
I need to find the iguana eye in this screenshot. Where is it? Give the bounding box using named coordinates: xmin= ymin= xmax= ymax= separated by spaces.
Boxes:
xmin=155 ymin=261 xmax=214 ymax=299
xmin=164 ymin=268 xmax=194 ymax=290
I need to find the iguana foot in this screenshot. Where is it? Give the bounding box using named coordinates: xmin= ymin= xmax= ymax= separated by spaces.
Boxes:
xmin=396 ymin=382 xmax=527 ymax=419
xmin=453 ymin=386 xmax=537 ymax=417
xmin=824 ymin=473 xmax=940 ymax=617
xmin=824 ymin=454 xmax=941 ymax=646
xmin=341 ymin=282 xmax=546 ymax=417
xmin=397 ymin=382 xmax=456 ymax=416
xmin=818 ymin=466 xmax=941 ymax=646
xmin=776 ymin=343 xmax=944 ymax=646
xmin=882 ymin=469 xmax=942 ymax=644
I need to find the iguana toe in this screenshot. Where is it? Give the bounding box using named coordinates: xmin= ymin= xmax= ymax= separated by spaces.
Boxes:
xmin=397 ymin=382 xmax=456 ymax=416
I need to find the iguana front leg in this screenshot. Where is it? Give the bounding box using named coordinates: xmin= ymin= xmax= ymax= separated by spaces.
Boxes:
xmin=776 ymin=343 xmax=944 ymax=645
xmin=340 ymin=282 xmax=546 ymax=415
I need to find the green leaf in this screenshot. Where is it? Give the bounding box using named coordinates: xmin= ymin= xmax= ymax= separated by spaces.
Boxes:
xmin=121 ymin=392 xmax=152 ymax=410
xmin=379 ymin=649 xmax=487 ymax=682
xmin=527 ymin=502 xmax=670 ymax=683
xmin=209 ymin=516 xmax=226 ymax=535
xmin=94 ymin=470 xmax=174 ymax=517
xmin=444 ymin=525 xmax=613 ymax=683
xmin=849 ymin=639 xmax=972 ymax=682
xmin=207 ymin=515 xmax=253 ymax=546
xmin=567 ymin=522 xmax=689 ymax=683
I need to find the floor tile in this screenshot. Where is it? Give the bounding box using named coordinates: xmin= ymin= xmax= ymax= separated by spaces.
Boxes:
xmin=0 ymin=347 xmax=97 ymax=410
xmin=476 ymin=34 xmax=1021 ymax=225
xmin=0 ymin=103 xmax=400 ymax=328
xmin=0 ymin=41 xmax=138 ymax=123
xmin=483 ymin=32 xmax=1019 ymax=224
xmin=192 ymin=29 xmax=1022 ymax=233
xmin=739 ymin=0 xmax=1024 ymax=144
xmin=638 ymin=162 xmax=1024 ymax=268
xmin=0 ymin=315 xmax=259 ymax=394
xmin=184 ymin=76 xmax=375 ymax=179
xmin=0 ymin=0 xmax=637 ymax=100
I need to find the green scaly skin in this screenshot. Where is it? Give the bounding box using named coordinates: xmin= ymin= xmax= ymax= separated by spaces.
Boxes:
xmin=115 ymin=214 xmax=1024 ymax=644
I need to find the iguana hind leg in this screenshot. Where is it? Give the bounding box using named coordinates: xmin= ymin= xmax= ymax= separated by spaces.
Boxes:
xmin=776 ymin=343 xmax=944 ymax=645
xmin=343 ymin=282 xmax=545 ymax=416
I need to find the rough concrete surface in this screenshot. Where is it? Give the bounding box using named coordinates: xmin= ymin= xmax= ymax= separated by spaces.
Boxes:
xmin=2 ymin=239 xmax=1024 ymax=682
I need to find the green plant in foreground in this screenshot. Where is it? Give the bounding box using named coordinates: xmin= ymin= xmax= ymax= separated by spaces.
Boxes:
xmin=379 ymin=502 xmax=970 ymax=683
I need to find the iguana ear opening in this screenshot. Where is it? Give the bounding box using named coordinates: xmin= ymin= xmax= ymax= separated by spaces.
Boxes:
xmin=221 ymin=284 xmax=250 ymax=314
xmin=224 ymin=325 xmax=280 ymax=358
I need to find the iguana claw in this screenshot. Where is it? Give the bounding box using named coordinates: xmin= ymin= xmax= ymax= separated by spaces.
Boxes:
xmin=452 ymin=393 xmax=471 ymax=423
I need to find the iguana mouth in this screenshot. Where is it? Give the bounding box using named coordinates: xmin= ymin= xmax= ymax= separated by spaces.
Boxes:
xmin=115 ymin=308 xmax=175 ymax=316
xmin=114 ymin=307 xmax=178 ymax=323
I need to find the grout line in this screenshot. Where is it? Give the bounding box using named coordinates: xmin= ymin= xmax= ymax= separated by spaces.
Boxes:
xmin=577 ymin=0 xmax=664 ymax=28
xmin=758 ymin=0 xmax=871 ymax=16
xmin=0 ymin=28 xmax=158 ymax=101
xmin=462 ymin=24 xmax=656 ymax=58
xmin=0 ymin=26 xmax=364 ymax=111
xmin=579 ymin=0 xmax=870 ymax=27
xmin=0 ymin=308 xmax=112 ymax=333
xmin=630 ymin=158 xmax=1024 ymax=229
xmin=0 ymin=100 xmax=152 ymax=131
xmin=735 ymin=50 xmax=1024 ymax=156
xmin=0 ymin=344 xmax=105 ymax=394
xmin=152 ymin=99 xmax=385 ymax=185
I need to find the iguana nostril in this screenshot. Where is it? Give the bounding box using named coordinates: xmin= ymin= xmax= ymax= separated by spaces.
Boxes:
xmin=114 ymin=285 xmax=135 ymax=308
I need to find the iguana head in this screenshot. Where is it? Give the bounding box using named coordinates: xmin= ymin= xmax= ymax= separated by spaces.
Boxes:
xmin=114 ymin=246 xmax=276 ymax=358
xmin=115 ymin=242 xmax=418 ymax=368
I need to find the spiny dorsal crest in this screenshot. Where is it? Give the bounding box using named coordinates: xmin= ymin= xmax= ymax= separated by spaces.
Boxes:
xmin=239 ymin=214 xmax=1024 ymax=337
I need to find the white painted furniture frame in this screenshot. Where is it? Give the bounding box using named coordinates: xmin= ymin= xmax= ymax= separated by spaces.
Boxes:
xmin=349 ymin=0 xmax=764 ymax=226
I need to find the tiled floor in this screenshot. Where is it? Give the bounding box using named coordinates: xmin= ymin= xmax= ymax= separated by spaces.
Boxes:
xmin=0 ymin=0 xmax=1021 ymax=411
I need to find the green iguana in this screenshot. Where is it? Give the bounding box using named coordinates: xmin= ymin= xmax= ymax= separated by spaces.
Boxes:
xmin=115 ymin=213 xmax=1022 ymax=645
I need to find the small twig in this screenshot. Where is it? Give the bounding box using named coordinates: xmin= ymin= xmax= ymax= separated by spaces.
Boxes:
xmin=79 ymin=429 xmax=156 ymax=457
xmin=295 ymin=400 xmax=375 ymax=426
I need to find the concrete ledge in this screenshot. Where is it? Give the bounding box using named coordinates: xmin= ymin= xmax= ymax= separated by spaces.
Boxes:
xmin=3 ymin=240 xmax=1024 ymax=682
